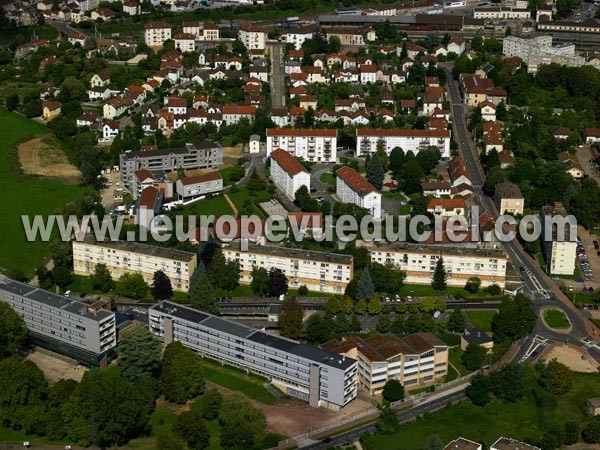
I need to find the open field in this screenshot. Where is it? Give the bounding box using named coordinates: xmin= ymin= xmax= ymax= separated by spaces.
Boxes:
xmin=166 ymin=145 xmax=242 ymax=181
xmin=541 ymin=344 xmax=599 ymax=373
xmin=466 ymin=310 xmax=496 ymax=332
xmin=18 ymin=135 xmax=80 ymax=183
xmin=25 ymin=349 xmax=87 ymax=385
xmin=362 ymin=372 xmax=600 ymax=450
xmin=0 ymin=109 xmax=84 ymax=277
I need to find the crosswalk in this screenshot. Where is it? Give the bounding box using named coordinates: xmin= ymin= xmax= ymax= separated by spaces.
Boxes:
xmin=581 ymin=336 xmax=600 ymax=352
xmin=518 ymin=335 xmax=551 ymax=363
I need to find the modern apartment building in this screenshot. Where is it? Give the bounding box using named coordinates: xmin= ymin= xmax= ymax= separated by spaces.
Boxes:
xmin=540 ymin=202 xmax=577 ymax=275
xmin=175 ymin=172 xmax=223 ymax=201
xmin=502 ymin=36 xmax=585 ymax=73
xmin=472 ymin=6 xmax=530 ymax=19
xmin=73 ymin=235 xmax=197 ymax=292
xmin=270 ymin=149 xmax=311 ymax=200
xmin=149 ymin=301 xmax=358 ymax=410
xmin=322 ymin=332 xmax=448 ymax=395
xmin=336 ymin=166 xmax=382 ymax=219
xmin=120 ymin=140 xmax=223 ymax=189
xmin=266 ymin=128 xmax=337 ymax=163
xmin=144 ymin=22 xmax=172 ymax=47
xmin=0 ymin=279 xmax=116 ymax=365
xmin=355 ymin=128 xmax=451 ymax=159
xmin=370 ymin=243 xmax=507 ymax=288
xmin=238 ymin=21 xmax=266 ymax=50
xmin=221 ymin=241 xmax=353 ymax=294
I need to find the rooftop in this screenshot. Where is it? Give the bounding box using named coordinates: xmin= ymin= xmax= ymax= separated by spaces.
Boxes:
xmin=222 ymin=241 xmax=353 ymax=266
xmin=79 ymin=234 xmax=197 ymax=262
xmin=0 ymin=279 xmax=113 ymax=322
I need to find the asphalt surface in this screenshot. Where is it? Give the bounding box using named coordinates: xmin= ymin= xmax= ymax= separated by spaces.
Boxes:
xmin=268 ymin=42 xmax=286 ymax=110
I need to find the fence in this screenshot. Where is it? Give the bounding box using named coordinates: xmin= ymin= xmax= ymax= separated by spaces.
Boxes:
xmin=276 ymin=371 xmax=479 ymax=448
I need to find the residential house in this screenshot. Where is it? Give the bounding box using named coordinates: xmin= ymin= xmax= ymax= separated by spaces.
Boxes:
xmin=239 ymin=21 xmax=266 ymax=50
xmin=421 ymin=180 xmax=452 ymax=198
xmin=144 ymin=22 xmax=172 ymax=47
xmin=270 ymin=149 xmax=311 ymax=200
xmin=494 ymin=181 xmax=523 ymax=215
xmin=176 ymin=172 xmax=223 ymax=201
xmin=42 ymin=101 xmax=61 ymax=121
xmin=336 ymin=166 xmax=382 ymax=219
xmin=174 ymin=33 xmax=196 ymax=52
xmin=91 ymin=70 xmax=110 ymax=87
xmin=123 ymin=0 xmax=140 ymax=15
xmin=461 ymin=327 xmax=494 ymax=353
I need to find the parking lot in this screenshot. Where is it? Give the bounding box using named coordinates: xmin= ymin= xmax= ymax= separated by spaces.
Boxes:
xmin=575 ymin=227 xmax=600 ymax=290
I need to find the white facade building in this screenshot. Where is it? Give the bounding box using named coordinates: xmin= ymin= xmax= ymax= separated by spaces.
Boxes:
xmin=541 ymin=203 xmax=577 ymax=275
xmin=503 ymin=36 xmax=585 ymax=73
xmin=336 ymin=166 xmax=382 ymax=219
xmin=270 ymin=149 xmax=311 ymax=200
xmin=144 ymin=22 xmax=172 ymax=47
xmin=356 ymin=128 xmax=451 ymax=159
xmin=239 ymin=21 xmax=266 ymax=50
xmin=266 ymin=128 xmax=337 ymax=163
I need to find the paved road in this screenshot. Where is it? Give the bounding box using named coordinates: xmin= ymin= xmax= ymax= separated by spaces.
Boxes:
xmin=443 ymin=65 xmax=600 ymax=364
xmin=301 ymin=390 xmax=467 ymax=449
xmin=268 ymin=42 xmax=286 ymax=110
xmin=46 ymin=19 xmax=88 ymax=39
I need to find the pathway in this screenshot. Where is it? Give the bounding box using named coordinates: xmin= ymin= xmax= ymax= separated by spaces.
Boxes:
xmin=224 ymin=194 xmax=238 ymax=217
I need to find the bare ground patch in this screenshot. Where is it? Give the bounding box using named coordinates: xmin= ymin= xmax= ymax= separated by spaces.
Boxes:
xmin=24 ymin=349 xmax=87 ymax=385
xmin=18 ymin=135 xmax=81 ymax=183
xmin=540 ymin=343 xmax=599 ymax=373
xmin=167 ymin=145 xmax=243 ymax=181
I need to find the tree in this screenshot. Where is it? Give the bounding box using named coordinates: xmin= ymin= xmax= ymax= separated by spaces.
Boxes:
xmin=447 ymin=308 xmax=466 ymax=333
xmin=382 ymin=379 xmax=405 ymax=402
xmin=116 ymin=273 xmax=148 ymax=299
xmin=325 ymin=297 xmax=340 ymax=316
xmin=189 ymin=275 xmax=219 ymax=314
xmin=0 ymin=303 xmax=27 ymax=359
xmin=91 ymin=263 xmax=114 ymax=293
xmin=420 ymin=297 xmax=436 ymax=313
xmin=51 ymin=265 xmax=72 ymax=287
xmin=355 ymin=299 xmax=367 ymax=315
xmin=209 ymin=249 xmax=239 ymax=292
xmin=356 ymin=268 xmax=375 ymax=300
xmin=377 ymin=407 xmax=399 ymax=434
xmin=6 ymin=93 xmax=19 ymax=111
xmin=303 ymin=314 xmax=328 ymax=344
xmin=152 ymin=270 xmax=173 ymax=300
xmin=583 ymin=417 xmax=600 ymax=443
xmin=563 ymin=422 xmax=580 ymax=445
xmin=266 ymin=267 xmax=288 ymax=297
xmin=160 ymin=342 xmax=205 ymax=404
xmin=249 ymin=266 xmax=269 ymax=295
xmin=464 ymin=277 xmax=481 ymax=293
xmin=368 ymin=297 xmax=382 ymax=315
xmin=196 ymin=388 xmax=223 ymax=420
xmin=0 ymin=357 xmax=47 ymax=418
xmin=491 ymin=363 xmax=524 ymax=402
xmin=156 ymin=432 xmax=187 ymax=450
xmin=466 ymin=373 xmax=492 ymax=406
xmin=279 ymin=297 xmax=303 ymax=339
xmin=219 ymin=393 xmax=266 ymax=448
xmin=298 ymin=285 xmax=308 ymax=295
xmin=426 ymin=435 xmax=444 ymax=450
xmin=340 ymin=296 xmax=354 ymax=314
xmin=366 ymin=152 xmax=384 ymax=190
xmin=462 ymin=344 xmax=488 ymax=371
xmin=540 ymin=359 xmax=573 ymax=395
xmin=432 ymin=257 xmax=447 ymax=291
xmin=492 ymin=294 xmax=536 ymax=342
xmin=117 ymin=328 xmax=162 ymax=381
xmin=376 ymin=314 xmax=391 ymax=332
xmin=173 ymin=411 xmax=210 ymax=450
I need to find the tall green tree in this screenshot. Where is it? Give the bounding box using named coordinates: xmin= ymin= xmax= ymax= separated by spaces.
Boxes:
xmin=431 ymin=257 xmax=447 ymax=291
xmin=152 ymin=270 xmax=173 ymax=300
xmin=266 ymin=267 xmax=288 ymax=297
xmin=492 ymin=294 xmax=536 ymax=342
xmin=462 ymin=344 xmax=488 ymax=371
xmin=196 ymin=388 xmax=223 ymax=420
xmin=189 ymin=275 xmax=219 ymax=314
xmin=172 ymin=411 xmax=210 ymax=450
xmin=250 ymin=266 xmax=269 ymax=295
xmin=160 ymin=342 xmax=205 ymax=404
xmin=116 ymin=273 xmax=148 ymax=299
xmin=355 ymin=267 xmax=375 ymax=300
xmin=209 ymin=249 xmax=239 ymax=291
xmin=382 ymin=379 xmax=404 ymax=402
xmin=219 ymin=393 xmax=266 ymax=448
xmin=366 ymin=152 xmax=384 ymax=190
xmin=426 ymin=435 xmax=444 ymax=450
xmin=447 ymin=308 xmax=466 ymax=333
xmin=117 ymin=328 xmax=162 ymax=381
xmin=540 ymin=359 xmax=573 ymax=395
xmin=303 ymin=314 xmax=328 ymax=344
xmin=377 ymin=407 xmax=399 ymax=434
xmin=91 ymin=263 xmax=114 ymax=293
xmin=279 ymin=297 xmax=303 ymax=339
xmin=0 ymin=303 xmax=27 ymax=359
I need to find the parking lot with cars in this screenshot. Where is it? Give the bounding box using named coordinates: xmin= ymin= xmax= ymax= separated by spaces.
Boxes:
xmin=573 ymin=227 xmax=600 ymax=291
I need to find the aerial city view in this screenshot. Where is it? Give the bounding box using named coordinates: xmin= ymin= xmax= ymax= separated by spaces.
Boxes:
xmin=1 ymin=0 xmax=600 ymax=448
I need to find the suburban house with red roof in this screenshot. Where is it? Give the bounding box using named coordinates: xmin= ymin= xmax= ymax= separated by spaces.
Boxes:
xmin=427 ymin=198 xmax=466 ymax=218
xmin=270 ymin=149 xmax=311 ymax=200
xmin=135 ymin=186 xmax=164 ymax=229
xmin=336 ymin=166 xmax=382 ymax=219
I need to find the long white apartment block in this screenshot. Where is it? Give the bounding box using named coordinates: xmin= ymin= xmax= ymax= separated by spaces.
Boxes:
xmin=0 ymin=279 xmax=116 ymax=365
xmin=221 ymin=241 xmax=353 ymax=294
xmin=73 ymin=235 xmax=197 ymax=292
xmin=266 ymin=128 xmax=337 ymax=163
xmin=503 ymin=36 xmax=585 ymax=73
xmin=356 ymin=128 xmax=451 ymax=158
xmin=149 ymin=301 xmax=358 ymax=410
xmin=370 ymin=243 xmax=508 ymax=288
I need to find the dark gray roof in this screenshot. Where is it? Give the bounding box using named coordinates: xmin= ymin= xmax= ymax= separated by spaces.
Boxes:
xmin=153 ymin=301 xmax=209 ymax=323
xmin=224 ymin=242 xmax=353 ymax=266
xmin=463 ymin=327 xmax=493 ymax=344
xmin=0 ymin=280 xmax=113 ymax=322
xmin=122 ymin=140 xmax=220 ymax=160
xmin=80 ymin=234 xmax=197 ymax=262
xmin=202 ymin=316 xmax=253 ymax=338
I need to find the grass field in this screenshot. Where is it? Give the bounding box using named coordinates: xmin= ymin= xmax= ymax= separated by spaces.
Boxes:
xmin=0 ymin=427 xmax=70 ymax=446
xmin=183 ymin=194 xmax=233 ymax=218
xmin=0 ymin=109 xmax=84 ymax=277
xmin=465 ymin=310 xmax=496 ymax=333
xmin=320 ymin=172 xmax=336 ymax=185
xmin=448 ymin=347 xmax=471 ymax=377
xmin=435 ymin=333 xmax=461 ymax=347
xmin=543 ymin=309 xmax=570 ymax=329
xmin=201 ymin=358 xmax=278 ymax=404
xmin=227 ymin=187 xmax=273 ymax=217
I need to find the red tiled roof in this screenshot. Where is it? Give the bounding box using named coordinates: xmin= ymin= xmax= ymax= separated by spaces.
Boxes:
xmin=336 ymin=166 xmax=378 ymax=196
xmin=138 ymin=186 xmax=160 ymax=209
xmin=180 ymin=171 xmax=222 ymax=186
xmin=270 ymin=149 xmax=308 ymax=177
xmin=427 ymin=198 xmax=465 ymax=210
xmin=135 ymin=169 xmax=155 ymax=181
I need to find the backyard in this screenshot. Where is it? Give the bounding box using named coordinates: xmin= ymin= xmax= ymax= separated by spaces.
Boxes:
xmin=0 ymin=109 xmax=84 ymax=277
xmin=465 ymin=310 xmax=496 ymax=333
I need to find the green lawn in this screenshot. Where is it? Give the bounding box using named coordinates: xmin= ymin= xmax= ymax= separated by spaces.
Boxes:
xmin=227 ymin=187 xmax=273 ymax=217
xmin=0 ymin=427 xmax=71 ymax=446
xmin=465 ymin=310 xmax=496 ymax=333
xmin=435 ymin=333 xmax=461 ymax=347
xmin=0 ymin=109 xmax=84 ymax=277
xmin=543 ymin=309 xmax=570 ymax=329
xmin=219 ymin=165 xmax=244 ymax=186
xmin=319 ymin=172 xmax=336 ymax=185
xmin=448 ymin=347 xmax=471 ymax=377
xmin=182 ymin=194 xmax=233 ymax=218
xmin=201 ymin=359 xmax=278 ymax=404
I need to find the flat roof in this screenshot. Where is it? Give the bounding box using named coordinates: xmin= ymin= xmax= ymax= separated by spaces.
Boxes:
xmin=0 ymin=280 xmax=113 ymax=322
xmin=121 ymin=140 xmax=220 ymax=160
xmin=223 ymin=241 xmax=353 ymax=266
xmin=79 ymin=234 xmax=197 ymax=262
xmin=153 ymin=301 xmax=355 ymax=370
xmin=373 ymin=242 xmax=506 ymax=258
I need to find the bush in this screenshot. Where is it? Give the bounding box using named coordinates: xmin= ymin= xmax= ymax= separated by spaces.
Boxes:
xmin=298 ymin=285 xmax=308 ymax=295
